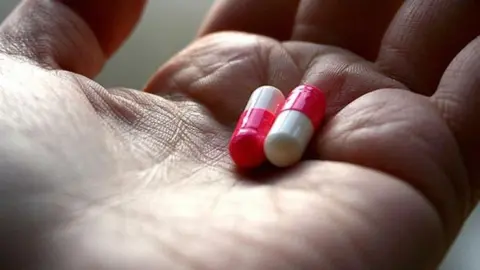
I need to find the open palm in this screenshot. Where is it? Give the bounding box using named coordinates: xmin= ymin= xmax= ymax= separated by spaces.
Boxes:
xmin=0 ymin=0 xmax=479 ymax=269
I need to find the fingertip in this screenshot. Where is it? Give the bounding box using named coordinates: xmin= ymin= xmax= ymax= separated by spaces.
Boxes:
xmin=0 ymin=0 xmax=147 ymax=77
xmin=57 ymin=0 xmax=148 ymax=57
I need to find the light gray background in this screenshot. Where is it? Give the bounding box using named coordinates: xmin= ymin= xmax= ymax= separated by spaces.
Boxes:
xmin=0 ymin=1 xmax=478 ymax=269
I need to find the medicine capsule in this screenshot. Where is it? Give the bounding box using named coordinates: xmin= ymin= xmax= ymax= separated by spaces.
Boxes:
xmin=264 ymin=85 xmax=326 ymax=167
xmin=229 ymin=86 xmax=285 ymax=168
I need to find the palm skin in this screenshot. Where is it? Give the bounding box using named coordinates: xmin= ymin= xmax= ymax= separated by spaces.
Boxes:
xmin=0 ymin=0 xmax=478 ymax=269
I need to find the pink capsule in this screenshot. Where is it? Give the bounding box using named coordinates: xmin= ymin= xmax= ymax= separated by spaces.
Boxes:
xmin=264 ymin=85 xmax=326 ymax=167
xmin=229 ymin=86 xmax=285 ymax=168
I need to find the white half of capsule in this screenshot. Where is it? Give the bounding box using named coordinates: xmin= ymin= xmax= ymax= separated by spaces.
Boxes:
xmin=245 ymin=86 xmax=284 ymax=112
xmin=264 ymin=110 xmax=314 ymax=167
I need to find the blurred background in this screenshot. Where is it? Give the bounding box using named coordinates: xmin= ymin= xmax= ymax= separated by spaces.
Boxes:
xmin=0 ymin=1 xmax=478 ymax=269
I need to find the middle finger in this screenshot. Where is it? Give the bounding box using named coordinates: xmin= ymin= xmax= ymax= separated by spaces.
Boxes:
xmin=291 ymin=0 xmax=403 ymax=60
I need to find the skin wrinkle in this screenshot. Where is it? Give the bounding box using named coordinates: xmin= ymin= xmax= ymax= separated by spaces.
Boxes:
xmin=279 ymin=45 xmax=303 ymax=86
xmin=104 ymin=99 xmax=181 ymax=163
xmin=73 ymin=210 xmax=199 ymax=270
xmin=375 ymin=43 xmax=414 ymax=88
xmin=355 ymin=93 xmax=470 ymax=218
xmin=152 ymin=63 xmax=187 ymax=96
xmin=179 ymin=120 xmax=230 ymax=164
xmin=84 ymin=85 xmax=141 ymax=127
xmin=202 ymin=195 xmax=302 ymax=270
xmin=311 ymin=194 xmax=370 ymax=269
xmin=178 ymin=166 xmax=228 ymax=187
xmin=433 ymin=41 xmax=480 ymax=141
xmin=309 ymin=57 xmax=361 ymax=110
xmin=175 ymin=112 xmax=217 ymax=161
xmin=260 ymin=38 xmax=303 ymax=94
xmin=253 ymin=38 xmax=272 ymax=86
xmin=188 ymin=58 xmax=240 ymax=90
xmin=227 ymin=231 xmax=307 ymax=270
xmin=129 ymin=104 xmax=183 ymax=159
xmin=53 ymin=187 xmax=128 ymax=233
xmin=190 ymin=227 xmax=275 ymax=269
xmin=161 ymin=159 xmax=204 ymax=186
xmin=159 ymin=224 xmax=223 ymax=270
xmin=282 ymin=42 xmax=333 ymax=73
xmin=435 ymin=93 xmax=473 ymax=147
xmin=101 ymin=91 xmax=143 ymax=126
xmin=266 ymin=170 xmax=376 ymax=268
xmin=269 ymin=185 xmax=380 ymax=269
xmin=391 ymin=131 xmax=460 ymax=236
xmin=300 ymin=46 xmax=338 ymax=80
xmin=434 ymin=92 xmax=465 ymax=132
xmin=299 ymin=163 xmax=443 ymax=269
xmin=181 ymin=53 xmax=244 ymax=100
xmin=321 ymin=103 xmax=459 ymax=239
xmin=283 ymin=43 xmax=406 ymax=112
xmin=431 ymin=37 xmax=480 ymax=201
xmin=272 ymin=186 xmax=368 ymax=269
xmin=122 ymin=219 xmax=201 ymax=270
xmin=415 ymin=120 xmax=471 ymax=219
xmin=83 ymin=85 xmax=180 ymax=162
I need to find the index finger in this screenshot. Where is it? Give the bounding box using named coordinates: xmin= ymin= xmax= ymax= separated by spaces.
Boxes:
xmin=198 ymin=0 xmax=300 ymax=40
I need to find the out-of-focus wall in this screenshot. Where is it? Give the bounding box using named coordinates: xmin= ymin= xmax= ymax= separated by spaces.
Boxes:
xmin=96 ymin=0 xmax=214 ymax=88
xmin=0 ymin=1 xmax=478 ymax=269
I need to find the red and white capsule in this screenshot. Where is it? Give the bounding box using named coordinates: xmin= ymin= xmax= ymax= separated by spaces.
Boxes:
xmin=264 ymin=85 xmax=326 ymax=167
xmin=229 ymin=86 xmax=285 ymax=168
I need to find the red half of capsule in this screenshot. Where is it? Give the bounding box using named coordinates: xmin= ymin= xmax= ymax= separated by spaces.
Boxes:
xmin=282 ymin=85 xmax=326 ymax=127
xmin=229 ymin=108 xmax=276 ymax=168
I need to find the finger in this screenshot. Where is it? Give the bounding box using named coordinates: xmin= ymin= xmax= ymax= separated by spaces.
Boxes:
xmin=291 ymin=0 xmax=403 ymax=60
xmin=198 ymin=0 xmax=301 ymax=40
xmin=0 ymin=0 xmax=146 ymax=78
xmin=376 ymin=0 xmax=480 ymax=95
xmin=431 ymin=36 xmax=480 ymax=194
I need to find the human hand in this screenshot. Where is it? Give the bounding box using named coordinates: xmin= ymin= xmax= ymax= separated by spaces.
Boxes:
xmin=0 ymin=0 xmax=478 ymax=269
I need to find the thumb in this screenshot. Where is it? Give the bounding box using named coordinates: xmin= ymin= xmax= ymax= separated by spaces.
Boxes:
xmin=0 ymin=0 xmax=146 ymax=78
